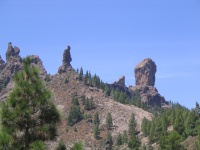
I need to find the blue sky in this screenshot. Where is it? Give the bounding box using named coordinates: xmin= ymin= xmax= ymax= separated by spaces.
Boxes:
xmin=0 ymin=0 xmax=200 ymax=109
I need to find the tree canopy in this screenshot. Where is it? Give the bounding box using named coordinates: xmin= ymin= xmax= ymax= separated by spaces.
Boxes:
xmin=0 ymin=57 xmax=60 ymax=150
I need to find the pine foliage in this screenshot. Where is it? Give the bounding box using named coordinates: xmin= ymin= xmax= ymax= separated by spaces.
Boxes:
xmin=0 ymin=57 xmax=60 ymax=150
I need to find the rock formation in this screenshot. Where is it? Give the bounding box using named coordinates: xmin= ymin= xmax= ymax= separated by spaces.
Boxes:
xmin=0 ymin=43 xmax=47 ymax=93
xmin=0 ymin=55 xmax=5 ymax=72
xmin=58 ymin=46 xmax=72 ymax=74
xmin=6 ymin=42 xmax=21 ymax=61
xmin=0 ymin=42 xmax=23 ymax=89
xmin=130 ymin=85 xmax=166 ymax=107
xmin=130 ymin=58 xmax=168 ymax=107
xmin=134 ymin=58 xmax=156 ymax=86
xmin=113 ymin=76 xmax=125 ymax=86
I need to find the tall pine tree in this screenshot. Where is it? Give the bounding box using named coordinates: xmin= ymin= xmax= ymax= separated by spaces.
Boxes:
xmin=0 ymin=57 xmax=60 ymax=149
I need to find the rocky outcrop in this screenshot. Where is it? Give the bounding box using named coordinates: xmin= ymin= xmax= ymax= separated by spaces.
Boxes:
xmin=130 ymin=85 xmax=167 ymax=107
xmin=58 ymin=46 xmax=72 ymax=74
xmin=6 ymin=42 xmax=21 ymax=61
xmin=130 ymin=58 xmax=168 ymax=107
xmin=134 ymin=58 xmax=156 ymax=86
xmin=113 ymin=76 xmax=125 ymax=86
xmin=0 ymin=55 xmax=5 ymax=72
xmin=0 ymin=43 xmax=48 ymax=93
xmin=30 ymin=55 xmax=47 ymax=79
xmin=0 ymin=43 xmax=23 ymax=89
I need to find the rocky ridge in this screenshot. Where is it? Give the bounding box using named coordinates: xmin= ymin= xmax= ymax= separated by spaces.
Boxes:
xmin=0 ymin=42 xmax=47 ymax=100
xmin=0 ymin=42 xmax=170 ymax=149
xmin=130 ymin=58 xmax=168 ymax=107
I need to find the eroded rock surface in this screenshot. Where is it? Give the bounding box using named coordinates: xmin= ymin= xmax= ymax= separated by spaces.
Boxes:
xmin=130 ymin=85 xmax=167 ymax=107
xmin=0 ymin=55 xmax=5 ymax=72
xmin=131 ymin=58 xmax=168 ymax=107
xmin=114 ymin=76 xmax=125 ymax=86
xmin=58 ymin=46 xmax=72 ymax=74
xmin=134 ymin=58 xmax=156 ymax=86
xmin=0 ymin=43 xmax=48 ymax=95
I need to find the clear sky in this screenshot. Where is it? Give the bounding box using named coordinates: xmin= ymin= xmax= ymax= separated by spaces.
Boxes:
xmin=0 ymin=0 xmax=200 ymax=109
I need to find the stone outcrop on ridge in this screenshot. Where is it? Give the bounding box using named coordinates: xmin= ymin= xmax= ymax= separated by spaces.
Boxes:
xmin=134 ymin=58 xmax=156 ymax=86
xmin=58 ymin=46 xmax=72 ymax=74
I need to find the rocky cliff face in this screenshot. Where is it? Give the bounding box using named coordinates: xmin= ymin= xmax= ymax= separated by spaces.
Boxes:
xmin=0 ymin=42 xmax=23 ymax=89
xmin=113 ymin=76 xmax=125 ymax=86
xmin=0 ymin=55 xmax=5 ymax=72
xmin=130 ymin=58 xmax=168 ymax=107
xmin=134 ymin=58 xmax=156 ymax=86
xmin=0 ymin=43 xmax=47 ymax=94
xmin=58 ymin=46 xmax=72 ymax=74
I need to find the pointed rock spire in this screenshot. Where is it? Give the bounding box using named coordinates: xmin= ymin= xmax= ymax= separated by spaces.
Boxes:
xmin=6 ymin=42 xmax=20 ymax=61
xmin=58 ymin=46 xmax=72 ymax=74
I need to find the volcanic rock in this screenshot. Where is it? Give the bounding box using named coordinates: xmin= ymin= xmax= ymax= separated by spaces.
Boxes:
xmin=0 ymin=43 xmax=23 ymax=88
xmin=114 ymin=76 xmax=125 ymax=86
xmin=0 ymin=55 xmax=5 ymax=72
xmin=131 ymin=58 xmax=168 ymax=107
xmin=134 ymin=58 xmax=156 ymax=86
xmin=0 ymin=43 xmax=47 ymax=93
xmin=58 ymin=46 xmax=72 ymax=74
xmin=6 ymin=42 xmax=21 ymax=61
xmin=130 ymin=85 xmax=166 ymax=107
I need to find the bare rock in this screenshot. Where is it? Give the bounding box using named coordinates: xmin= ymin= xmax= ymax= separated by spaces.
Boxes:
xmin=114 ymin=76 xmax=125 ymax=86
xmin=130 ymin=58 xmax=168 ymax=107
xmin=6 ymin=42 xmax=21 ymax=61
xmin=58 ymin=46 xmax=72 ymax=74
xmin=0 ymin=55 xmax=5 ymax=72
xmin=130 ymin=85 xmax=167 ymax=107
xmin=62 ymin=46 xmax=72 ymax=65
xmin=134 ymin=58 xmax=156 ymax=86
xmin=0 ymin=43 xmax=23 ymax=89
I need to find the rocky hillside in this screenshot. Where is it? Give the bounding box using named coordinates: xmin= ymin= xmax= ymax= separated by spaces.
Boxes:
xmin=0 ymin=43 xmax=169 ymax=149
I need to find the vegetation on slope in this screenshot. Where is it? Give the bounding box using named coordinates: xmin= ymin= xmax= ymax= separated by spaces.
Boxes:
xmin=141 ymin=102 xmax=200 ymax=149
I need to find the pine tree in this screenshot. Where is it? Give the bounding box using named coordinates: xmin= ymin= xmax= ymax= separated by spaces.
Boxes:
xmin=106 ymin=112 xmax=113 ymax=130
xmin=71 ymin=142 xmax=83 ymax=150
xmin=71 ymin=94 xmax=79 ymax=106
xmin=116 ymin=133 xmax=122 ymax=146
xmin=67 ymin=105 xmax=82 ymax=126
xmin=94 ymin=112 xmax=100 ymax=125
xmin=93 ymin=124 xmax=100 ymax=140
xmin=128 ymin=134 xmax=141 ymax=150
xmin=79 ymin=67 xmax=83 ymax=80
xmin=122 ymin=130 xmax=128 ymax=144
xmin=0 ymin=57 xmax=60 ymax=149
xmin=174 ymin=111 xmax=185 ymax=136
xmin=56 ymin=140 xmax=66 ymax=150
xmin=141 ymin=117 xmax=150 ymax=136
xmin=128 ymin=114 xmax=136 ymax=136
xmin=106 ymin=132 xmax=113 ymax=150
xmin=164 ymin=131 xmax=185 ymax=150
xmin=196 ymin=125 xmax=200 ymax=149
xmin=84 ymin=70 xmax=89 ymax=85
xmin=128 ymin=114 xmax=141 ymax=149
